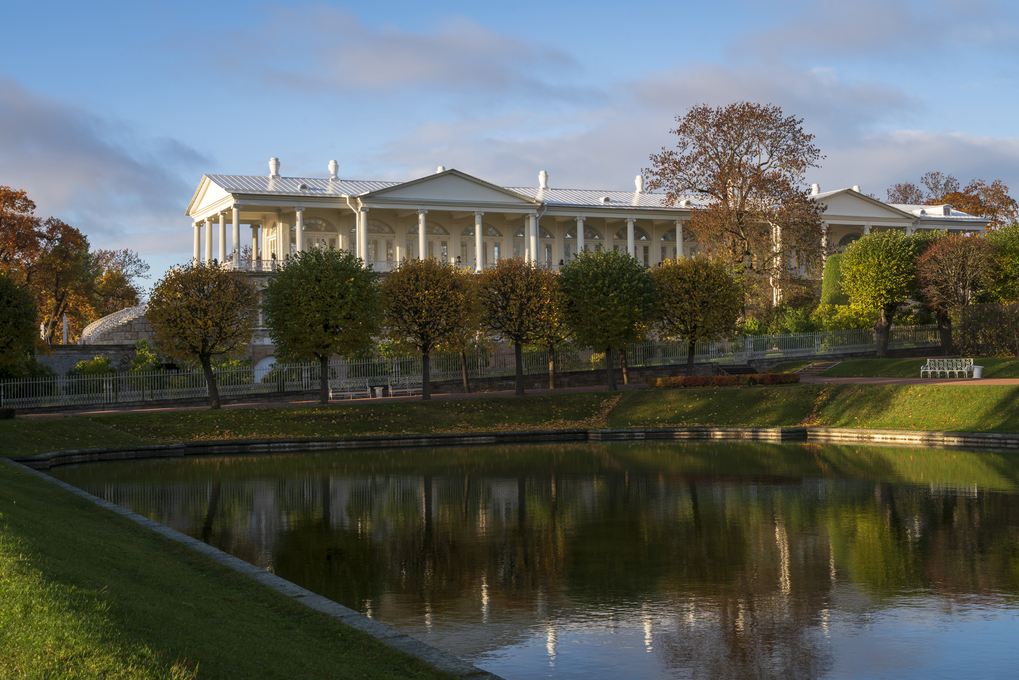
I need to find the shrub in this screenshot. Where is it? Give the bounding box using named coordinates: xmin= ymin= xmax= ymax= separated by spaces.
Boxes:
xmin=67 ymin=355 xmax=117 ymax=378
xmin=0 ymin=407 xmax=15 ymax=419
xmin=819 ymin=254 xmax=849 ymax=305
xmin=951 ymin=303 xmax=1019 ymax=356
xmin=810 ymin=304 xmax=877 ymax=331
xmin=649 ymin=373 xmax=800 ymax=389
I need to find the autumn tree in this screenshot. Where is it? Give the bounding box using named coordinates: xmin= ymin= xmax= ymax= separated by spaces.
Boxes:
xmin=0 ymin=272 xmax=37 ymax=375
xmin=840 ymin=231 xmax=917 ymax=357
xmin=31 ymin=219 xmax=96 ymax=344
xmin=263 ymin=249 xmax=381 ymax=404
xmin=916 ymin=236 xmax=998 ymax=352
xmin=560 ymin=249 xmax=655 ymax=390
xmin=886 ymin=172 xmax=1018 ymax=229
xmin=381 ymin=258 xmax=473 ymax=400
xmin=651 ymin=257 xmax=743 ymax=375
xmin=644 ymin=102 xmax=825 ymax=307
xmin=531 ymin=268 xmax=569 ymax=389
xmin=0 ymin=186 xmax=42 ymax=281
xmin=477 ymin=258 xmax=549 ymax=396
xmin=146 ymin=262 xmax=260 ymax=409
xmin=434 ymin=269 xmax=485 ymax=394
xmin=986 ymin=222 xmax=1019 ymax=302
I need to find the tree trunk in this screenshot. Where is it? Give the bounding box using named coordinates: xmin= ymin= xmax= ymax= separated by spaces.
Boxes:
xmin=937 ymin=312 xmax=952 ymax=354
xmin=606 ymin=348 xmax=617 ymax=391
xmin=873 ymin=308 xmax=892 ymax=358
xmin=686 ymin=339 xmax=696 ymax=376
xmin=200 ymin=355 xmax=221 ymax=409
xmin=548 ymin=345 xmax=556 ymax=390
xmin=621 ymin=349 xmax=629 ymax=385
xmin=319 ymin=354 xmax=330 ymax=404
xmin=514 ymin=342 xmax=525 ymax=396
xmin=422 ymin=351 xmax=431 ymax=400
xmin=459 ymin=349 xmax=471 ymax=394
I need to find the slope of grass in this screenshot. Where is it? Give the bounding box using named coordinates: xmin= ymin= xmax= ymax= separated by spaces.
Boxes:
xmin=0 ymin=461 xmax=454 ymax=680
xmin=76 ymin=393 xmax=614 ymax=444
xmin=609 ymin=383 xmax=1019 ymax=433
xmin=0 ymin=417 xmax=151 ymax=457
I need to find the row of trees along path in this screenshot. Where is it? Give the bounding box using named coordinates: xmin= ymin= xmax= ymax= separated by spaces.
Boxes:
xmin=143 ymin=250 xmax=744 ymax=408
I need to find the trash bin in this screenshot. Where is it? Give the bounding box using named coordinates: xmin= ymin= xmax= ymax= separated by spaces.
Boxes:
xmin=372 ymin=386 xmax=384 ymax=398
xmin=972 ymin=366 xmax=983 ymax=379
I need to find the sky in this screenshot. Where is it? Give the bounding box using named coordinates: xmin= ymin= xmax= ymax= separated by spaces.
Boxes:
xmin=3 ymin=0 xmax=1018 ymax=287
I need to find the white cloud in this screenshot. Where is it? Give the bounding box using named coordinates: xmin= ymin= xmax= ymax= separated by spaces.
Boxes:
xmin=0 ymin=78 xmax=207 ymax=278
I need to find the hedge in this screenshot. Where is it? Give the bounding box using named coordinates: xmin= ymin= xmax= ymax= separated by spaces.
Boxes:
xmin=649 ymin=373 xmax=801 ymax=389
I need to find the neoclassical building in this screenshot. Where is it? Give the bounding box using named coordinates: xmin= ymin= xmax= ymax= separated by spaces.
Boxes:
xmin=185 ymin=158 xmax=988 ymax=272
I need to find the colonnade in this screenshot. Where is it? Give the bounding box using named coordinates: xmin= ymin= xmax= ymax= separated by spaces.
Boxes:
xmin=193 ymin=204 xmax=687 ymax=271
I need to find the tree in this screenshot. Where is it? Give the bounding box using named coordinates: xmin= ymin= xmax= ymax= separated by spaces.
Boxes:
xmin=560 ymin=249 xmax=655 ymax=390
xmin=886 ymin=172 xmax=1018 ymax=229
xmin=531 ymin=268 xmax=569 ymax=389
xmin=916 ymin=235 xmax=997 ymax=352
xmin=0 ymin=272 xmax=37 ymax=374
xmin=0 ymin=186 xmax=42 ymax=281
xmin=651 ymin=257 xmax=743 ymax=375
xmin=644 ymin=102 xmax=825 ymax=307
xmin=434 ymin=271 xmax=485 ymax=394
xmin=477 ymin=258 xmax=548 ymax=396
xmin=381 ymin=258 xmax=472 ymax=400
xmin=986 ymin=222 xmax=1019 ymax=301
xmin=840 ymin=231 xmax=916 ymax=357
xmin=31 ymin=218 xmax=96 ymax=344
xmin=146 ymin=262 xmax=259 ymax=409
xmin=263 ymin=249 xmax=382 ymax=404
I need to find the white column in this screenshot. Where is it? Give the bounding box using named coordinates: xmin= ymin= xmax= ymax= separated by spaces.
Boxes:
xmin=205 ymin=218 xmax=213 ymax=265
xmin=193 ymin=223 xmax=201 ymax=265
xmin=576 ymin=216 xmax=585 ymax=255
xmin=295 ymin=207 xmax=304 ymax=256
xmin=231 ymin=205 xmax=241 ymax=262
xmin=676 ymin=220 xmax=684 ymax=259
xmin=626 ymin=218 xmax=635 ymax=258
xmin=474 ymin=211 xmax=484 ymax=272
xmin=358 ymin=208 xmax=369 ymax=261
xmin=417 ymin=210 xmax=427 ymax=260
xmin=864 ymin=222 xmax=872 ymax=235
xmin=217 ymin=212 xmax=226 ymax=264
xmin=251 ymin=225 xmax=259 ymax=259
xmin=821 ymin=221 xmax=829 ymax=261
xmin=529 ymin=213 xmax=538 ymax=264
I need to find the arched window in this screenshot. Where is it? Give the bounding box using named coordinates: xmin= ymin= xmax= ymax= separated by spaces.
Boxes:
xmin=614 ymin=226 xmax=651 ymax=241
xmin=564 ymin=225 xmax=603 ymax=240
xmin=838 ymin=233 xmax=861 ymax=248
xmin=407 ymin=221 xmax=449 ymax=235
xmin=349 ymin=218 xmax=394 ymax=234
xmin=461 ymin=223 xmax=502 ymax=237
xmin=514 ymin=226 xmax=555 ymax=239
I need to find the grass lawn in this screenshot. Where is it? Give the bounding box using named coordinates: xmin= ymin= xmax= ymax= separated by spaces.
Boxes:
xmin=822 ymin=357 xmax=1019 ymax=378
xmin=768 ymin=360 xmax=813 ymax=373
xmin=0 ymin=461 xmax=455 ymax=680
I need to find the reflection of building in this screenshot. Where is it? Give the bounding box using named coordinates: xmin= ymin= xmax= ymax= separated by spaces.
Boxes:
xmin=186 ymin=160 xmax=990 ymax=273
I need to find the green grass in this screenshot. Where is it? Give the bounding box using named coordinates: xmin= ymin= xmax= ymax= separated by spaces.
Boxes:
xmin=0 ymin=417 xmax=151 ymax=457
xmin=0 ymin=461 xmax=455 ymax=680
xmin=823 ymin=357 xmax=1019 ymax=378
xmin=609 ymin=383 xmax=1019 ymax=433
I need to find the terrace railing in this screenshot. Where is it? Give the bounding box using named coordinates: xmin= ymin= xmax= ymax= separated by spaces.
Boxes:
xmin=2 ymin=325 xmax=939 ymax=410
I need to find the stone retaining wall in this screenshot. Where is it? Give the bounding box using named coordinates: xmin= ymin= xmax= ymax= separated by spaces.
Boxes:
xmin=13 ymin=426 xmax=1019 ymax=470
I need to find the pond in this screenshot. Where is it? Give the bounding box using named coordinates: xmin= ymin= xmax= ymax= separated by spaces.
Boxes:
xmin=52 ymin=442 xmax=1019 ymax=679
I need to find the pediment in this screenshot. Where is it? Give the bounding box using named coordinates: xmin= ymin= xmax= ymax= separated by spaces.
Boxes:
xmin=186 ymin=176 xmax=231 ymax=217
xmin=816 ymin=190 xmax=912 ymax=220
xmin=362 ymin=169 xmax=539 ymax=206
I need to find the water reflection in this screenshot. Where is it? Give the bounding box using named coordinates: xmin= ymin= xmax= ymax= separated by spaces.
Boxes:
xmin=54 ymin=442 xmax=1019 ymax=679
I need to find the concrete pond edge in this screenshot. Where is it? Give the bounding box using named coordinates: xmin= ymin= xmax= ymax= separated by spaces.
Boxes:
xmin=3 ymin=458 xmax=501 ymax=680
xmin=11 ymin=425 xmax=1019 ymax=470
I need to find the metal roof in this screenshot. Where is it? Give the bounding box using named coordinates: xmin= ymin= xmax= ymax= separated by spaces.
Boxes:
xmin=888 ymin=203 xmax=987 ymax=222
xmin=204 ymin=173 xmax=704 ymax=210
xmin=206 ymin=174 xmax=400 ymax=197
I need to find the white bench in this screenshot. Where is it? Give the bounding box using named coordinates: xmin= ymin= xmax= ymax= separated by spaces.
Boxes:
xmin=328 ymin=378 xmax=371 ymax=400
xmin=388 ymin=375 xmax=422 ymax=397
xmin=920 ymin=358 xmax=982 ymax=379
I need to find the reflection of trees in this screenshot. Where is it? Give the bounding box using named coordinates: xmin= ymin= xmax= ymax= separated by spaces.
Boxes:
xmin=54 ymin=442 xmax=1019 ymax=676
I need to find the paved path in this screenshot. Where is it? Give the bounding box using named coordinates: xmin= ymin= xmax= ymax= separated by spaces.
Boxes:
xmin=800 ymin=375 xmax=1019 ymax=386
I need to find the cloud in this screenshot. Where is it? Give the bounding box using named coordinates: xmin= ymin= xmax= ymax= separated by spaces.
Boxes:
xmin=206 ymin=6 xmax=598 ymax=105
xmin=0 ymin=78 xmax=208 ymax=276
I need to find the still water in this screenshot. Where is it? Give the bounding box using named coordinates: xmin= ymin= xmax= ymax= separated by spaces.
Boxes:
xmin=53 ymin=442 xmax=1019 ymax=679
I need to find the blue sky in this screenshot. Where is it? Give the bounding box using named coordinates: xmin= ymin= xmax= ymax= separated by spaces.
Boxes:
xmin=3 ymin=0 xmax=1018 ymax=283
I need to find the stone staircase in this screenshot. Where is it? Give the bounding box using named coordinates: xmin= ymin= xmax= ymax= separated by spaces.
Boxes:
xmin=797 ymin=361 xmax=841 ymax=376
xmin=717 ymin=363 xmax=756 ymax=376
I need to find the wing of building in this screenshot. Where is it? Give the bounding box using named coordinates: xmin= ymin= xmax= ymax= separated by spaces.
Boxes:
xmin=185 ymin=159 xmax=989 ymax=272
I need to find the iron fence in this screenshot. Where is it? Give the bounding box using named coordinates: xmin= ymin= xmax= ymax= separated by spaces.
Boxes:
xmin=2 ymin=326 xmax=939 ymax=410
